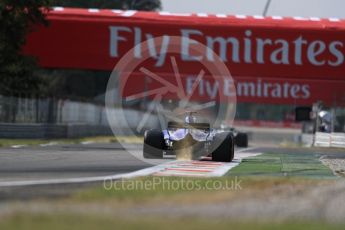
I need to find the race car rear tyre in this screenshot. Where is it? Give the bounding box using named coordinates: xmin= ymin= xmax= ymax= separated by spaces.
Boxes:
xmin=235 ymin=132 xmax=248 ymax=147
xmin=143 ymin=129 xmax=164 ymax=159
xmin=212 ymin=132 xmax=234 ymax=162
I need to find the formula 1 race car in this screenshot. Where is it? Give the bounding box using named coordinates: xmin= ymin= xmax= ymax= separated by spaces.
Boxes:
xmin=143 ymin=112 xmax=234 ymax=162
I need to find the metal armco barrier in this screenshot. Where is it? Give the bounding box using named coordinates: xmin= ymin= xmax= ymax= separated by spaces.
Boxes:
xmin=314 ymin=132 xmax=331 ymax=147
xmin=314 ymin=132 xmax=345 ymax=148
xmin=330 ymin=133 xmax=345 ymax=148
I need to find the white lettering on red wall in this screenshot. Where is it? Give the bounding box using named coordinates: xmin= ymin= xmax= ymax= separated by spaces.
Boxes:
xmin=109 ymin=26 xmax=344 ymax=67
xmin=185 ymin=76 xmax=310 ymax=101
xmin=23 ymin=8 xmax=345 ymax=105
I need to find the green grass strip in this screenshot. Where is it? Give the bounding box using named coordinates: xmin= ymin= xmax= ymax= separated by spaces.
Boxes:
xmin=228 ymin=152 xmax=336 ymax=179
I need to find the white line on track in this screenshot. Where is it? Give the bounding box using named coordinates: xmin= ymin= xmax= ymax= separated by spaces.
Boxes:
xmin=39 ymin=142 xmax=58 ymax=147
xmin=11 ymin=145 xmax=27 ymax=149
xmin=236 ymin=146 xmax=260 ymax=153
xmin=81 ymin=141 xmax=95 ymax=145
xmin=0 ymin=147 xmax=261 ymax=187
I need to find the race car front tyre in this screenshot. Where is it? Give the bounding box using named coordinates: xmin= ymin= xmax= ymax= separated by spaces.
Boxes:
xmin=143 ymin=129 xmax=164 ymax=159
xmin=235 ymin=132 xmax=248 ymax=147
xmin=212 ymin=132 xmax=234 ymax=162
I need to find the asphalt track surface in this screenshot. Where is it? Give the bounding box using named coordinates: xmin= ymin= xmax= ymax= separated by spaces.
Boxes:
xmin=0 ymin=143 xmax=153 ymax=182
xmin=1 ymin=143 xmax=344 ymax=182
xmin=0 ymin=142 xmax=344 ymax=200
